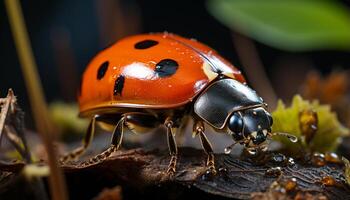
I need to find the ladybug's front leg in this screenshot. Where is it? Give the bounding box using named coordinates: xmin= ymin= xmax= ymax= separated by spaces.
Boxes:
xmin=193 ymin=120 xmax=217 ymax=174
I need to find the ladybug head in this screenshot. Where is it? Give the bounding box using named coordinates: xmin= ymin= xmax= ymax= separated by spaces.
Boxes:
xmin=225 ymin=107 xmax=272 ymax=154
xmin=225 ymin=107 xmax=298 ymax=155
xmin=228 ymin=107 xmax=271 ymax=146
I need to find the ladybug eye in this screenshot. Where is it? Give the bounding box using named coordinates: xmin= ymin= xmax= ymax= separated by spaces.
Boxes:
xmin=155 ymin=59 xmax=179 ymax=78
xmin=228 ymin=113 xmax=244 ymax=140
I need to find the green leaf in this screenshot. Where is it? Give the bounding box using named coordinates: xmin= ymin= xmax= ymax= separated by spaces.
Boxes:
xmin=207 ymin=0 xmax=350 ymax=51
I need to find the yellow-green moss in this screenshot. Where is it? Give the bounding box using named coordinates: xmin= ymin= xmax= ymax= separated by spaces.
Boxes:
xmin=272 ymin=95 xmax=349 ymax=152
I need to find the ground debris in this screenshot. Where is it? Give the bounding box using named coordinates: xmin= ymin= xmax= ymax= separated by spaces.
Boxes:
xmin=1 ymin=147 xmax=349 ymax=199
xmin=0 ymin=89 xmax=31 ymax=162
xmin=252 ymin=191 xmax=328 ymax=200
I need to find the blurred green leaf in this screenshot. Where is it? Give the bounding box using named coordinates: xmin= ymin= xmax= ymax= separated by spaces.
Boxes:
xmin=272 ymin=95 xmax=349 ymax=153
xmin=207 ymin=0 xmax=350 ymax=51
xmin=49 ymin=102 xmax=88 ymax=137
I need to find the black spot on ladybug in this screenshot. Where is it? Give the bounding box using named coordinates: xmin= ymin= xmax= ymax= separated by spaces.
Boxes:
xmin=134 ymin=40 xmax=158 ymax=49
xmin=97 ymin=61 xmax=109 ymax=80
xmin=155 ymin=59 xmax=179 ymax=78
xmin=114 ymin=75 xmax=125 ymax=96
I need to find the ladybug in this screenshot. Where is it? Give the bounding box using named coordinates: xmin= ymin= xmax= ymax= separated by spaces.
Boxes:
xmin=61 ymin=33 xmax=296 ymax=174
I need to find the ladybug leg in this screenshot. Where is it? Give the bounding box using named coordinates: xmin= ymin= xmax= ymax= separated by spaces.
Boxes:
xmin=194 ymin=120 xmax=217 ymax=174
xmin=79 ymin=113 xmax=159 ymax=167
xmin=164 ymin=117 xmax=178 ymax=175
xmin=60 ymin=115 xmax=97 ymax=163
xmin=80 ymin=116 xmax=125 ymax=166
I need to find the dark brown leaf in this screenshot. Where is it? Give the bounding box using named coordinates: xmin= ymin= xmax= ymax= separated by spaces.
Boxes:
xmin=61 ymin=148 xmax=350 ymax=199
xmin=1 ymin=148 xmax=350 ymax=199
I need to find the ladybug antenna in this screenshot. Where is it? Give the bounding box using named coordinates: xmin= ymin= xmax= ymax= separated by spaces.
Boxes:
xmin=268 ymin=132 xmax=298 ymax=143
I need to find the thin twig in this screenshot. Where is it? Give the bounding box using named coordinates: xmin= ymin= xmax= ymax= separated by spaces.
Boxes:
xmin=0 ymin=90 xmax=13 ymax=142
xmin=4 ymin=1 xmax=68 ymax=200
xmin=0 ymin=90 xmax=49 ymax=200
xmin=3 ymin=126 xmax=27 ymax=157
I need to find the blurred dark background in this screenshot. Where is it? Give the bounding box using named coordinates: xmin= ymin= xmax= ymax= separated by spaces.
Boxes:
xmin=1 ymin=0 xmax=350 ymax=128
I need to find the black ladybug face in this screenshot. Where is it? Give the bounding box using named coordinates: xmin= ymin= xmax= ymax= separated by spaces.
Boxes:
xmin=242 ymin=107 xmax=272 ymax=145
xmin=227 ymin=107 xmax=272 ymax=145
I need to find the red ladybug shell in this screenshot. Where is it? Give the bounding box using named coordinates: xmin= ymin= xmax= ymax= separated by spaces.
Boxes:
xmin=79 ymin=33 xmax=245 ymax=117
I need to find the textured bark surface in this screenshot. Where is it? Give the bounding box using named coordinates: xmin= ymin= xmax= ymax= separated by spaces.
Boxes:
xmin=1 ymin=147 xmax=349 ymax=200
